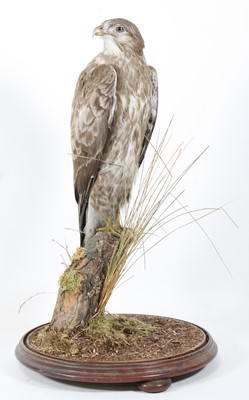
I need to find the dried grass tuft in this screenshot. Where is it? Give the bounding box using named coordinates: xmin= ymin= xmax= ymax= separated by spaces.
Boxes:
xmin=96 ymin=120 xmax=222 ymax=315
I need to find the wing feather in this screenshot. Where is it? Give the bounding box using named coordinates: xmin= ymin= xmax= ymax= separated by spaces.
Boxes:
xmin=71 ymin=63 xmax=117 ymax=244
xmin=138 ymin=66 xmax=158 ymax=167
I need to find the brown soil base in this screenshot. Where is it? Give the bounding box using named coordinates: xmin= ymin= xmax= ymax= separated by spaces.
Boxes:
xmin=27 ymin=315 xmax=206 ymax=363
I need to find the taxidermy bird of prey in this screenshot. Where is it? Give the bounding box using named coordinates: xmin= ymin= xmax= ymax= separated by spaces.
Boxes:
xmin=71 ymin=18 xmax=158 ymax=246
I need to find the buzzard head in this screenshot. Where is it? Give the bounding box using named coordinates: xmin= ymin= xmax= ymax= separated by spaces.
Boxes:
xmin=93 ymin=18 xmax=145 ymax=56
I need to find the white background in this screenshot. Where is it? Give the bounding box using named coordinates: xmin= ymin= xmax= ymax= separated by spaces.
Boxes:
xmin=0 ymin=0 xmax=249 ymax=398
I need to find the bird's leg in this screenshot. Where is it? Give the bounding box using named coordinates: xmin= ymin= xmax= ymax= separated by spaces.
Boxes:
xmin=97 ymin=210 xmax=123 ymax=238
xmin=97 ymin=211 xmax=136 ymax=251
xmin=84 ymin=204 xmax=106 ymax=245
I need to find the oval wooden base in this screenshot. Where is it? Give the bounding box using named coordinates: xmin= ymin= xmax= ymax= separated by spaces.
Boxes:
xmin=15 ymin=315 xmax=217 ymax=393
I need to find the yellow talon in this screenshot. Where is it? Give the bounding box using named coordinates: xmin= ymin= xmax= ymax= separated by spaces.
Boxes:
xmin=96 ymin=214 xmax=124 ymax=238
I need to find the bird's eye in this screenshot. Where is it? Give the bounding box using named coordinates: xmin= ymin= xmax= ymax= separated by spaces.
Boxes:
xmin=116 ymin=25 xmax=125 ymax=33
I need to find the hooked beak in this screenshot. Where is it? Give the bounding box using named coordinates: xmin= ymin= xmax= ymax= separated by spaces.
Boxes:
xmin=93 ymin=26 xmax=104 ymax=37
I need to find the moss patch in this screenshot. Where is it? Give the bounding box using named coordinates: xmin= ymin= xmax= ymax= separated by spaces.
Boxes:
xmin=28 ymin=315 xmax=154 ymax=357
xmin=70 ymin=247 xmax=86 ymax=263
xmin=59 ymin=267 xmax=83 ymax=293
xmin=30 ymin=327 xmax=80 ymax=356
xmin=84 ymin=314 xmax=155 ymax=347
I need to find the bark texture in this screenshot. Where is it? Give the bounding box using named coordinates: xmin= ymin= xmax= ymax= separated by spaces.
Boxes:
xmin=50 ymin=232 xmax=118 ymax=331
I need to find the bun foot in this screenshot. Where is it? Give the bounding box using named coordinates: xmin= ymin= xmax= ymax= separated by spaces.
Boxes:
xmin=137 ymin=378 xmax=172 ymax=393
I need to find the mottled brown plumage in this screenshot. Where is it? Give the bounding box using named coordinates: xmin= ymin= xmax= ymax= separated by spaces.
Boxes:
xmin=71 ymin=18 xmax=158 ymax=246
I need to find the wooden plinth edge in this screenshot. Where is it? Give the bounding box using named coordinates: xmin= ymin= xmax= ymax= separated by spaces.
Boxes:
xmin=15 ymin=315 xmax=218 ymax=393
